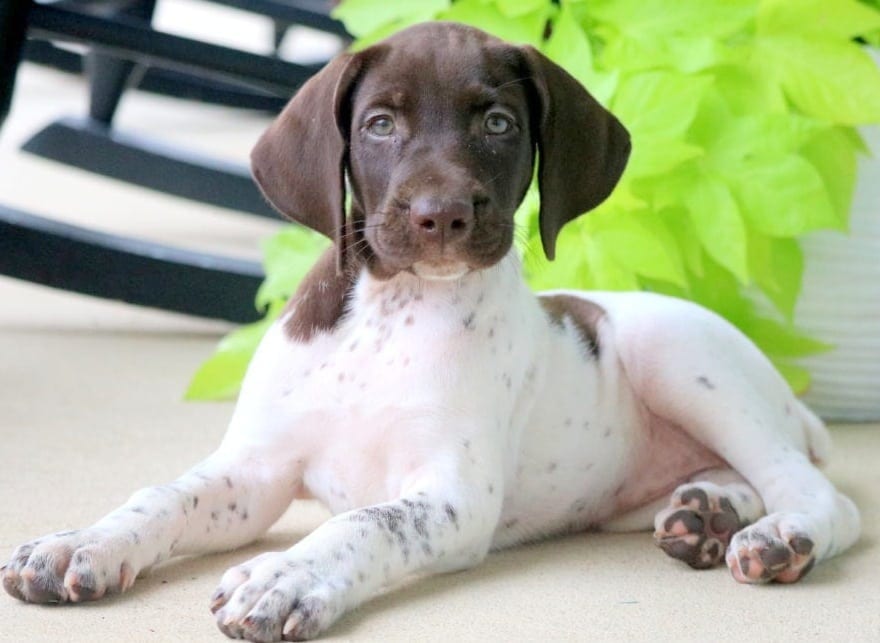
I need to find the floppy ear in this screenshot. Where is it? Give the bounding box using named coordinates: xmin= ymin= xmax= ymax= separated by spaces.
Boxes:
xmin=520 ymin=46 xmax=631 ymax=260
xmin=250 ymin=53 xmax=363 ymax=271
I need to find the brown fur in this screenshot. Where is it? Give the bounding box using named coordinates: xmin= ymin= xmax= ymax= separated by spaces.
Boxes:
xmin=539 ymin=294 xmax=606 ymax=358
xmin=282 ymin=247 xmax=362 ymax=342
xmin=251 ymin=22 xmax=630 ymax=278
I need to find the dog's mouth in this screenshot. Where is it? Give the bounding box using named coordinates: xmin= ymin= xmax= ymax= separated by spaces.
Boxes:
xmin=359 ymin=203 xmax=514 ymax=281
xmin=410 ymin=260 xmax=471 ymax=281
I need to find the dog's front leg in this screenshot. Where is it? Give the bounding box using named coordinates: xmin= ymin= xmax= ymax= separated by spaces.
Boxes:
xmin=211 ymin=455 xmax=503 ymax=642
xmin=2 ymin=447 xmax=299 ymax=603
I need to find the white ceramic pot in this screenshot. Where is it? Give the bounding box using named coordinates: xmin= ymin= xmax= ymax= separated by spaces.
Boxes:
xmin=795 ymin=125 xmax=880 ymax=421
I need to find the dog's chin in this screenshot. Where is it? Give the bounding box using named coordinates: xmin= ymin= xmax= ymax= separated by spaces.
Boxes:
xmin=411 ymin=260 xmax=471 ymax=281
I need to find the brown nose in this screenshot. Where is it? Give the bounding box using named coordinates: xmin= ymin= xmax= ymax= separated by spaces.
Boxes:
xmin=409 ymin=195 xmax=473 ymax=244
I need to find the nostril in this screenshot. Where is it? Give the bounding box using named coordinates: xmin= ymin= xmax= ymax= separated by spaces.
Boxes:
xmin=450 ymin=218 xmax=467 ymax=231
xmin=420 ymin=218 xmax=437 ymax=231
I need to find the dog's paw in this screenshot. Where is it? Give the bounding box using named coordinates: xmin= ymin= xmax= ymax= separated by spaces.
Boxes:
xmin=1 ymin=528 xmax=138 ymax=603
xmin=654 ymin=482 xmax=744 ymax=569
xmin=726 ymin=513 xmax=816 ymax=584
xmin=211 ymin=552 xmax=345 ymax=642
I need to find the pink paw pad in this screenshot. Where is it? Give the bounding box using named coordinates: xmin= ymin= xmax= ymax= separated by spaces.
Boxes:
xmin=655 ymin=485 xmax=743 ymax=569
xmin=726 ymin=525 xmax=815 ymax=584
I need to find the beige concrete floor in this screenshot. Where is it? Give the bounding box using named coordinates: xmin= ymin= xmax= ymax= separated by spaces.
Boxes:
xmin=1 ymin=27 xmax=879 ymax=643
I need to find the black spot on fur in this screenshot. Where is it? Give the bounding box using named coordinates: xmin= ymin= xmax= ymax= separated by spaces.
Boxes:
xmin=696 ymin=375 xmax=716 ymax=390
xmin=444 ymin=503 xmax=458 ymax=528
xmin=463 ymin=312 xmax=476 ymax=330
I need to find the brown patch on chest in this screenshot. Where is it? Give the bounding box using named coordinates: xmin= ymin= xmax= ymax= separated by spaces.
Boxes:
xmin=539 ymin=294 xmax=605 ymax=358
xmin=283 ymin=246 xmax=362 ymax=342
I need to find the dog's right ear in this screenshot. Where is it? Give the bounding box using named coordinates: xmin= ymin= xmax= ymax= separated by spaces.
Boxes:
xmin=251 ymin=53 xmax=364 ymax=271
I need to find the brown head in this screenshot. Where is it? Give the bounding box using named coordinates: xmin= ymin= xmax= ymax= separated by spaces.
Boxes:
xmin=251 ymin=22 xmax=630 ymax=281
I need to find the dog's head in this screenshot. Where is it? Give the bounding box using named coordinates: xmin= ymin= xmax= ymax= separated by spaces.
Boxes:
xmin=252 ymin=22 xmax=630 ymax=280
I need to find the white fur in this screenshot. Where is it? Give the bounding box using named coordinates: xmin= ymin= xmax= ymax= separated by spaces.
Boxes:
xmin=2 ymin=251 xmax=860 ymax=640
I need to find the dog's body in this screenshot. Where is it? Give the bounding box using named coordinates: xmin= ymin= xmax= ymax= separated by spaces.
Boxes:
xmin=2 ymin=22 xmax=860 ymax=642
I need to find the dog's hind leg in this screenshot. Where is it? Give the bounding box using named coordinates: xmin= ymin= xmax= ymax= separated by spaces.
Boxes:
xmin=600 ymin=292 xmax=860 ymax=584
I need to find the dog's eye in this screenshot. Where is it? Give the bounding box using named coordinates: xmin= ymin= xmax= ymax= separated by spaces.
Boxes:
xmin=484 ymin=112 xmax=513 ymax=135
xmin=367 ymin=116 xmax=395 ymax=137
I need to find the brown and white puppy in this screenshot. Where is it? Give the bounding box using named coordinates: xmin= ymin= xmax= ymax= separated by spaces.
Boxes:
xmin=2 ymin=22 xmax=859 ymax=643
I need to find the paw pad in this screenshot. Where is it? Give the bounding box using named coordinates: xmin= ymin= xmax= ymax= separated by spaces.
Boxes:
xmin=727 ymin=519 xmax=816 ymax=584
xmin=655 ymin=486 xmax=743 ymax=570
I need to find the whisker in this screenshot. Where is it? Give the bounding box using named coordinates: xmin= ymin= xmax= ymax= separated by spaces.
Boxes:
xmin=492 ymin=76 xmax=532 ymax=92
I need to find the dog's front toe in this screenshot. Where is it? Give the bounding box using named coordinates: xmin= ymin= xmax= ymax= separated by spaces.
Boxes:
xmin=212 ymin=553 xmax=341 ymax=642
xmin=654 ymin=483 xmax=744 ymax=569
xmin=726 ymin=514 xmax=816 ymax=584
xmin=2 ymin=529 xmax=139 ymax=604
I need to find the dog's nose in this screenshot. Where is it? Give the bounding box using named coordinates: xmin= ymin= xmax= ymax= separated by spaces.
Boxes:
xmin=409 ymin=195 xmax=473 ymax=243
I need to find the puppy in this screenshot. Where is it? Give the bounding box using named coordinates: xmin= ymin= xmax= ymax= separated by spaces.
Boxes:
xmin=2 ymin=22 xmax=860 ymax=642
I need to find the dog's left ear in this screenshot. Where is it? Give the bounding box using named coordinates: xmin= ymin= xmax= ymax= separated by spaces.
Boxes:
xmin=520 ymin=46 xmax=631 ymax=260
xmin=250 ymin=53 xmax=364 ymax=272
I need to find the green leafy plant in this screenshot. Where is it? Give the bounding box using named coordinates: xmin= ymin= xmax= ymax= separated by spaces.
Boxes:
xmin=187 ymin=0 xmax=880 ymax=400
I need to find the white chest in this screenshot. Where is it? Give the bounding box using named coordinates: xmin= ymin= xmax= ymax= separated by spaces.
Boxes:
xmin=226 ymin=259 xmax=645 ymax=535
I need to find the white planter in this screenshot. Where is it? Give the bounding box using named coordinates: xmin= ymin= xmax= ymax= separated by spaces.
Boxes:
xmin=795 ymin=125 xmax=880 ymax=421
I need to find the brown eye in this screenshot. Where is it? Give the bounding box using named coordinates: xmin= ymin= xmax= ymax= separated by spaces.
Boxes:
xmin=485 ymin=112 xmax=512 ymax=135
xmin=367 ymin=116 xmax=395 ymax=137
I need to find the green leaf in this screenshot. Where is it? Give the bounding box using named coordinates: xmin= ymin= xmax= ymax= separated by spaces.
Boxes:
xmin=332 ymin=0 xmax=450 ymax=37
xmin=600 ymin=34 xmax=734 ymax=74
xmin=626 ymin=137 xmax=703 ymax=178
xmin=755 ymin=36 xmax=880 ymax=124
xmin=185 ymin=304 xmax=283 ymax=401
xmin=685 ymin=255 xmax=756 ymax=325
xmin=438 ymin=0 xmax=549 ymax=46
xmin=773 ymin=361 xmax=812 ymax=395
xmin=702 ymin=113 xmax=826 ymax=172
xmin=543 ymin=4 xmax=619 ymax=104
xmin=256 ymin=227 xmax=329 ymax=312
xmin=710 ymin=64 xmax=789 ymax=116
xmin=758 ymin=0 xmax=880 ymax=40
xmin=801 ymin=127 xmax=859 ymax=225
xmin=526 ymin=228 xmax=597 ymax=290
xmin=595 ymin=216 xmax=687 ymax=286
xmin=495 ymin=0 xmax=546 ymax=17
xmin=741 ymin=317 xmax=833 ymax=359
xmin=585 ymin=234 xmax=641 ymax=291
xmin=684 ymin=172 xmax=749 ymax=283
xmin=732 ymin=155 xmax=843 ymax=237
xmin=612 ymin=72 xmax=711 ymax=141
xmin=588 ymin=0 xmax=754 ymax=39
xmin=748 ymin=235 xmax=804 ymax=321
xmin=665 ymin=207 xmax=704 ymax=278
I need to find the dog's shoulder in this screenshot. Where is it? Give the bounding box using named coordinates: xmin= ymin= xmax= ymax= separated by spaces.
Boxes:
xmin=538 ymin=293 xmax=606 ymax=358
xmin=283 ymin=247 xmax=359 ymax=342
